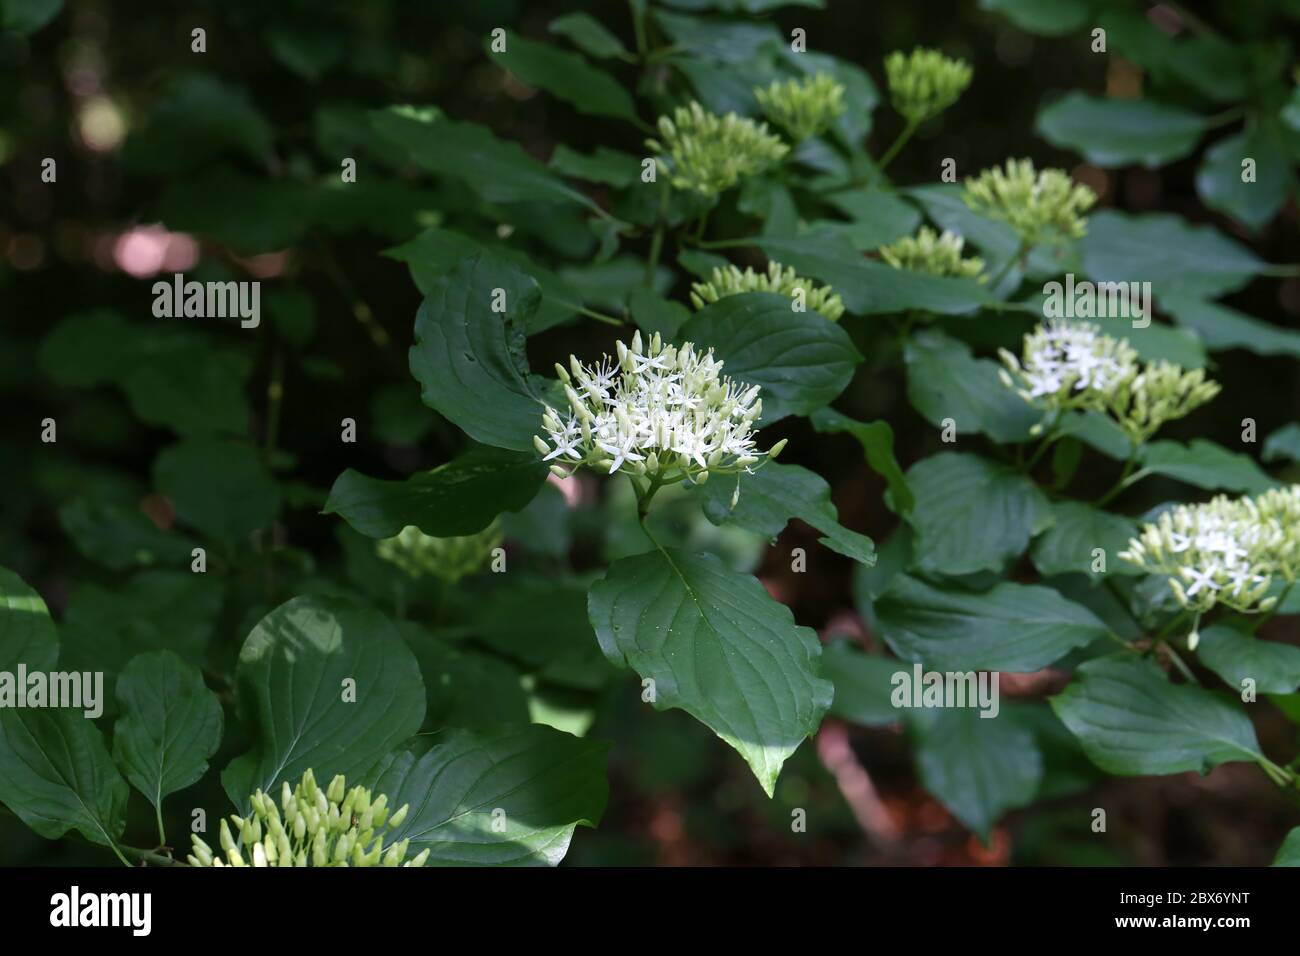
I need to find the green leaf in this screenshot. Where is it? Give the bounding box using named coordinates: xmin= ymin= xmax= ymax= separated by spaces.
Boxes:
xmin=399 ymin=624 xmax=530 ymax=730
xmin=221 ymin=596 xmax=426 ymax=811
xmin=821 ymin=189 xmax=919 ymax=250
xmin=1263 ymin=424 xmax=1300 ymax=464
xmin=660 ymin=0 xmax=822 ymax=11
xmin=1051 ymin=656 xmax=1263 ymax=775
xmin=910 ymin=707 xmax=1043 ymax=841
xmin=548 ymin=12 xmax=629 ymax=60
xmin=902 ymin=452 xmax=1051 ymax=575
xmin=0 ymin=708 xmax=128 ymax=853
xmin=466 ymin=576 xmax=614 ymax=691
xmin=371 ymin=106 xmax=598 ymax=211
xmin=904 ymin=330 xmax=1039 ymax=443
xmin=123 ymin=73 xmax=274 ymax=174
xmin=588 ymin=548 xmax=832 ymax=795
xmin=1036 ymin=92 xmax=1208 ymax=167
xmin=409 ymin=255 xmax=558 ymax=452
xmin=367 ymin=725 xmax=608 ymax=866
xmin=1196 ymin=121 xmax=1296 ymax=231
xmin=154 ymin=438 xmax=281 ymax=543
xmin=875 ymin=574 xmax=1109 ymax=672
xmin=1138 ymin=440 xmax=1277 ymax=494
xmin=809 ymin=407 xmax=914 ymax=515
xmin=1196 ymin=625 xmax=1300 ymax=695
xmin=58 ymin=498 xmax=197 ymax=571
xmin=628 ymin=285 xmax=690 ymax=338
xmin=325 ymin=444 xmax=547 ymax=540
xmin=746 ymin=232 xmax=991 ymax=316
xmin=1273 ymin=828 xmax=1300 ymax=866
xmin=1163 ymin=294 xmax=1300 ymax=360
xmin=0 ymin=567 xmax=58 ymax=673
xmin=696 ymin=460 xmax=875 ymax=564
xmin=1082 ymin=211 xmax=1264 ymax=299
xmin=680 ymin=291 xmax=861 ymax=422
xmin=1 ymin=0 xmax=62 ymax=34
xmin=1030 ymin=500 xmax=1141 ymax=579
xmin=979 ymin=0 xmax=1089 ymax=35
xmin=549 ymin=144 xmax=639 ymax=187
xmin=1055 ymin=410 xmax=1132 ymax=460
xmin=821 ymin=641 xmax=900 ymax=727
xmin=112 ymin=650 xmax=223 ymax=813
xmin=490 ymin=32 xmax=636 ymax=121
xmin=385 ymin=228 xmax=581 ymax=335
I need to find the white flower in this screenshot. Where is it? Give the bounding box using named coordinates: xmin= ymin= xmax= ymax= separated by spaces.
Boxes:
xmin=534 ymin=331 xmax=784 ymax=485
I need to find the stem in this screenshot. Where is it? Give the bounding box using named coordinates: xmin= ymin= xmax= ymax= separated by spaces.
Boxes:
xmin=629 ymin=0 xmax=647 ymax=59
xmin=1022 ymin=420 xmax=1061 ymax=472
xmin=577 ymin=306 xmax=625 ymax=327
xmin=1094 ymin=449 xmax=1141 ymax=507
xmin=155 ymin=806 xmax=167 ymax=848
xmin=875 ymin=119 xmax=918 ymax=173
xmin=1162 ymin=641 xmax=1198 ymax=684
xmin=121 ymin=845 xmax=184 ymax=867
xmin=264 ymin=349 xmax=284 ymax=462
xmin=644 ymin=186 xmax=669 ymax=287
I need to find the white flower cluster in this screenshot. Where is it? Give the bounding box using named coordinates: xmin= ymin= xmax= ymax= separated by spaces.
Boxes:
xmin=1000 ymin=319 xmax=1220 ymax=443
xmin=534 ymin=331 xmax=783 ymax=485
xmin=1000 ymin=319 xmax=1137 ymax=404
xmin=1121 ymin=486 xmax=1300 ymax=615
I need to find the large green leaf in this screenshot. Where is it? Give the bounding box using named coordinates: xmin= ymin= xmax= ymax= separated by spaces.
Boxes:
xmin=902 ymin=452 xmax=1051 ymax=575
xmin=112 ymin=650 xmax=223 ymax=813
xmin=221 ymin=596 xmax=426 ymax=811
xmin=372 ymin=106 xmax=598 ymax=211
xmin=385 ymin=227 xmax=582 ymax=334
xmin=820 ymin=641 xmax=899 ymax=727
xmin=1081 ymin=211 xmax=1263 ymax=299
xmin=0 ymin=567 xmax=58 ymax=673
xmin=325 ymin=444 xmax=547 ymax=539
xmin=1051 ymin=656 xmax=1263 ymax=775
xmin=745 ymin=232 xmax=991 ymax=316
xmin=809 ymin=407 xmax=914 ymax=514
xmin=679 ymin=291 xmax=861 ymax=422
xmin=910 ymin=707 xmax=1043 ymax=841
xmin=409 ymin=255 xmax=558 ymax=452
xmin=1196 ymin=122 xmax=1295 ymax=231
xmin=1030 ymin=500 xmax=1141 ymax=579
xmin=875 ymin=574 xmax=1109 ymax=672
xmin=399 ymin=624 xmax=530 ymax=730
xmin=548 ymin=12 xmax=629 ymax=60
xmin=1263 ymin=424 xmax=1300 ymax=464
xmin=588 ymin=547 xmax=832 ymax=795
xmin=1196 ymin=625 xmax=1300 ymax=695
xmin=696 ymin=460 xmax=875 ymax=564
xmin=58 ymin=499 xmax=197 ymax=571
xmin=1136 ymin=440 xmax=1277 ymax=494
xmin=979 ymin=0 xmax=1088 ymax=35
xmin=904 ymin=330 xmax=1039 ymax=444
xmin=1273 ymin=828 xmax=1300 ymax=866
xmin=154 ymin=438 xmax=281 ymax=543
xmin=0 ymin=708 xmax=128 ymax=853
xmin=490 ymin=32 xmax=636 ymax=121
xmin=1163 ymin=294 xmax=1300 ymax=361
xmin=1036 ymin=92 xmax=1208 ymax=167
xmin=368 ymin=725 xmax=608 ymax=866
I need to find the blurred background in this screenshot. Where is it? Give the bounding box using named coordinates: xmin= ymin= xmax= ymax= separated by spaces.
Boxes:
xmin=2 ymin=0 xmax=1299 ymax=865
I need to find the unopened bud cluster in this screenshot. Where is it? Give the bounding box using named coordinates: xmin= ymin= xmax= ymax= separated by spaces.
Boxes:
xmin=689 ymin=260 xmax=846 ymax=320
xmin=963 ymin=159 xmax=1096 ymax=245
xmin=755 ymin=72 xmax=846 ymax=142
xmin=885 ymin=47 xmax=972 ymax=124
xmin=376 ymin=521 xmax=501 ymax=583
xmin=187 ymin=769 xmax=426 ymax=868
xmin=647 ymin=101 xmax=789 ymax=196
xmin=535 ymin=331 xmax=784 ymax=487
xmin=999 ymin=320 xmax=1219 ymax=444
xmin=1121 ymin=486 xmax=1300 ymax=615
xmin=878 ymin=226 xmax=986 ymax=280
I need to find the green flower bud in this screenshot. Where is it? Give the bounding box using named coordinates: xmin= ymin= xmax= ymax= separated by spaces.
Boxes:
xmin=754 ymin=72 xmax=846 ymax=141
xmin=689 ymin=260 xmax=846 ymax=321
xmin=963 ymin=158 xmax=1096 ymax=245
xmin=646 ymin=101 xmax=789 ymax=196
xmin=879 ymin=226 xmax=985 ymax=280
xmin=885 ymin=47 xmax=972 ymax=124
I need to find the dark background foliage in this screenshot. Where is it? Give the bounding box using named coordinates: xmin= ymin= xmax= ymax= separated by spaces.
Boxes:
xmin=3 ymin=0 xmax=1299 ymax=865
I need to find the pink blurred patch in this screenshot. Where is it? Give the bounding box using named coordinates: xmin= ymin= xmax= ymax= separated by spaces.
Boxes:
xmin=546 ymin=472 xmax=581 ymax=507
xmin=111 ymin=225 xmax=199 ymax=277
